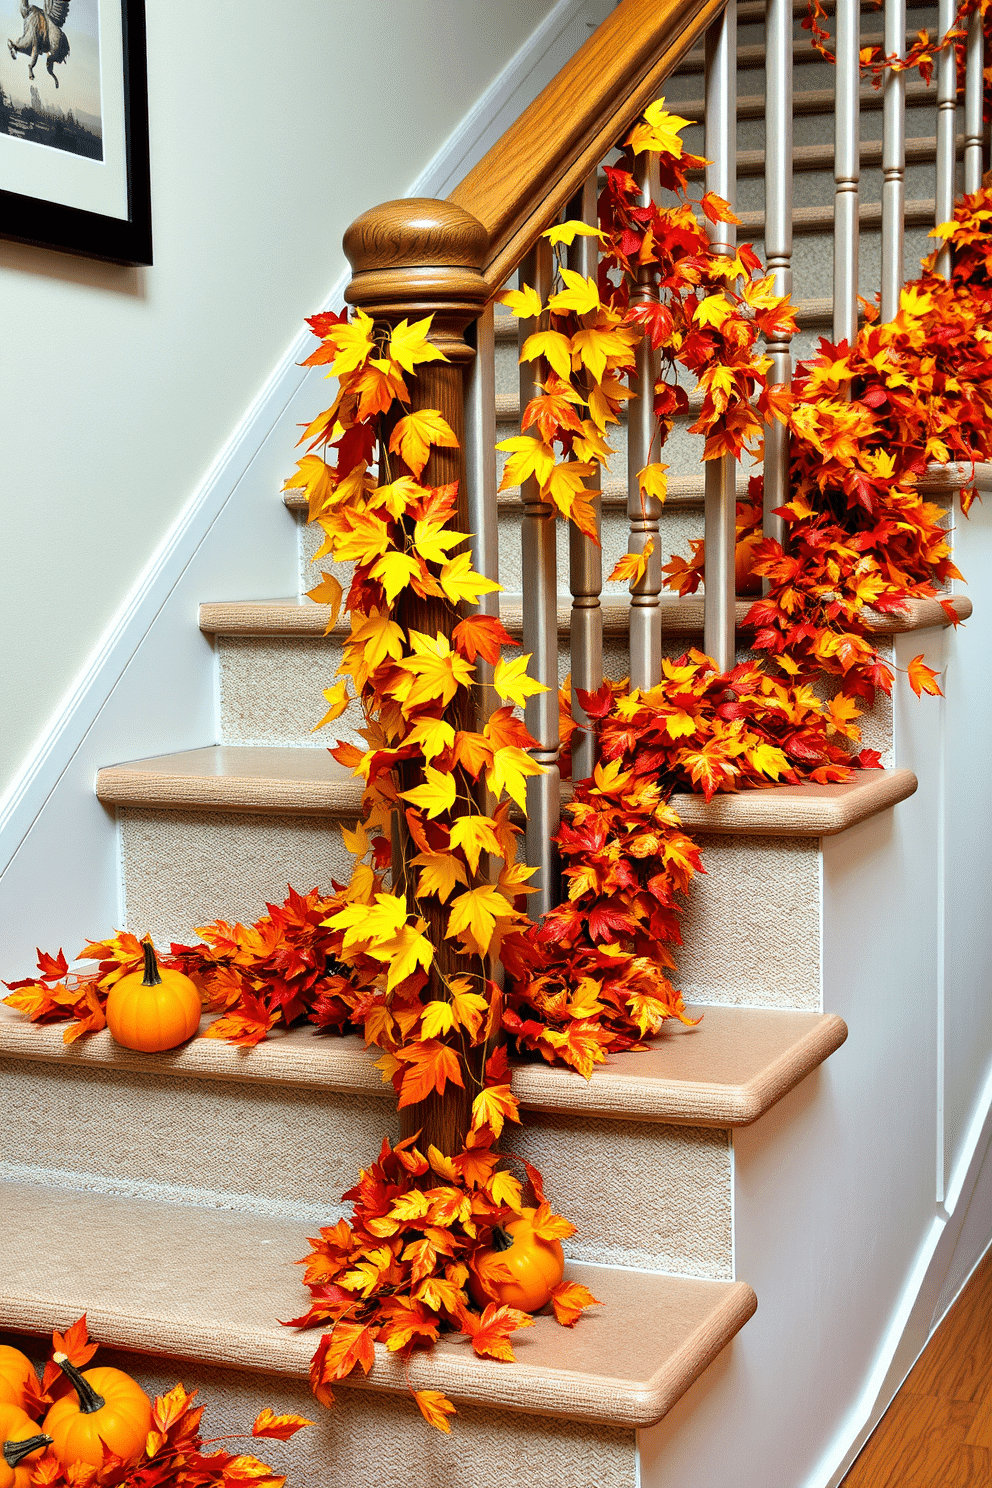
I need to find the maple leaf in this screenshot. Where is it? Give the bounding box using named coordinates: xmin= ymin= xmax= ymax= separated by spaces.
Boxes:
xmin=448 ymin=814 xmax=503 ymax=874
xmin=321 ymin=308 xmax=375 ymax=377
xmin=388 ymin=409 xmax=459 ymax=478
xmin=637 ymin=464 xmax=669 ymax=502
xmin=446 ymin=885 xmax=522 ymax=956
xmin=368 ymin=923 xmax=435 ymax=991
xmin=439 ymin=552 xmax=502 ymax=606
xmin=411 ymin=518 xmax=465 ymax=566
xmin=486 ymin=745 xmax=545 ymax=813
xmin=488 ymin=1169 xmax=524 ymax=1212
xmin=609 ymin=538 xmax=654 ymax=586
xmin=906 ymin=654 xmax=943 ymax=697
xmin=547 ymin=267 xmax=600 ymax=317
xmin=404 ymin=717 xmax=456 ymax=762
xmin=520 ymin=329 xmax=573 ymax=381
xmin=251 ymin=1410 xmax=314 ymax=1441
xmin=388 ymin=316 xmax=448 ymax=374
xmin=413 ymin=851 xmax=468 ymax=904
xmin=530 ymin=1199 xmax=577 ymax=1241
xmin=496 ymin=434 xmax=556 ymax=491
xmin=420 ymin=1001 xmax=455 ymax=1039
xmin=627 ymin=98 xmax=691 ymax=156
xmin=414 ymin=1390 xmax=457 ymax=1433
xmin=493 ymin=654 xmax=548 ymax=709
xmin=549 ymin=1280 xmax=602 ymax=1327
xmin=396 ymin=1039 xmax=465 ymax=1107
xmin=543 ymin=461 xmax=600 ymax=521
xmin=370 ymin=552 xmax=421 ymax=604
xmin=313 ymin=680 xmax=350 ymax=730
xmin=470 ymin=1084 xmax=520 ymax=1138
xmin=543 ymin=219 xmax=606 ymax=247
xmin=463 ymin=1303 xmax=534 ymax=1363
xmin=305 ymin=572 xmax=343 ymax=632
xmin=694 ymin=294 xmax=733 ymax=329
xmin=497 ymin=283 xmax=543 ymax=318
xmin=452 ymin=613 xmax=516 ymax=664
xmin=401 ymin=767 xmax=457 ymax=820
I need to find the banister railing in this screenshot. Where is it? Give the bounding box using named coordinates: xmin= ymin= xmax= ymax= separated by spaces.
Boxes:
xmin=340 ymin=0 xmax=988 ymax=975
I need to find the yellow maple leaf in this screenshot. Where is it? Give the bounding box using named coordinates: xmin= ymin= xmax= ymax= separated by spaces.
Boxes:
xmin=519 ymin=330 xmax=573 ymax=381
xmin=694 ymin=294 xmax=734 ymax=330
xmin=368 ymin=475 xmax=426 ymax=519
xmin=312 ymin=680 xmax=350 ymax=730
xmin=543 ymin=220 xmax=606 ymax=248
xmin=340 ymin=820 xmax=368 ymax=857
xmin=470 ymin=1084 xmax=520 ymax=1138
xmin=438 ymin=552 xmax=502 ymax=606
xmin=486 ymin=744 xmax=544 ymax=813
xmin=282 ymin=454 xmax=335 ymax=516
xmin=388 ymin=408 xmax=459 ymax=478
xmin=350 ymin=611 xmax=406 ymax=672
xmin=414 ymin=1390 xmax=457 ymax=1434
xmin=370 ymin=551 xmax=421 ymax=603
xmin=493 ymin=654 xmax=549 ymax=709
xmin=412 ymin=518 xmax=466 ymax=566
xmin=330 ymin=510 xmax=391 ymax=567
xmin=412 ymin=851 xmax=468 ymax=903
xmin=547 ymin=267 xmax=600 ymax=317
xmin=404 ymin=717 xmax=456 ymax=762
xmin=488 ymin=1169 xmax=524 ymax=1211
xmin=497 ymin=283 xmax=544 ymax=318
xmin=608 ymin=537 xmax=654 ymax=587
xmin=543 ymin=460 xmax=599 ymax=520
xmin=401 ymin=766 xmax=457 ymax=820
xmin=496 ymin=434 xmax=556 ymax=491
xmin=366 ymin=922 xmax=435 ymax=990
xmin=637 ymin=463 xmax=669 ymax=503
xmin=420 ymin=1000 xmax=455 ymax=1038
xmin=393 ymin=634 xmax=474 ymax=710
xmin=570 ymin=326 xmax=636 ymax=382
xmin=627 ymin=99 xmax=691 ymax=157
xmin=448 ymin=814 xmax=503 ymax=875
xmin=388 ymin=316 xmax=448 ymax=374
xmin=450 ymin=985 xmax=489 ymax=1039
xmin=445 ymin=884 xmax=521 ymax=955
xmin=323 ymin=308 xmax=375 ymax=377
xmin=325 ymin=891 xmax=408 ymax=949
xmin=305 ymin=572 xmax=343 ymax=635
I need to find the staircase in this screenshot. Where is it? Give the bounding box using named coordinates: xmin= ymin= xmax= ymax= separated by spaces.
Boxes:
xmin=2 ymin=1 xmax=991 ymax=1485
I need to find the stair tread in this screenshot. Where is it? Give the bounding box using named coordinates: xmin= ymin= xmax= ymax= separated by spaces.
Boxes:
xmin=0 ymin=1003 xmax=848 ymax=1128
xmin=0 ymin=1182 xmax=756 ymax=1427
xmin=677 ymin=30 xmax=908 ymax=73
xmin=198 ymin=593 xmax=971 ymax=640
xmin=95 ymin=747 xmax=917 ymax=836
xmin=739 ymin=196 xmax=938 ymax=234
xmin=679 ymin=78 xmax=938 ymax=121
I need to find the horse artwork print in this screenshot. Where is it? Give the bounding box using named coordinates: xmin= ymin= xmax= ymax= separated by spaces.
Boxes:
xmin=1 ymin=0 xmax=102 ymax=159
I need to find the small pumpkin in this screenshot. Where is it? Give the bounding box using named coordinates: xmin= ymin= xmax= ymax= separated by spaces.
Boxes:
xmin=0 ymin=1349 xmax=37 ymax=1412
xmin=43 ymin=1354 xmax=152 ymax=1469
xmin=470 ymin=1208 xmax=565 ymax=1313
xmin=105 ymin=941 xmax=201 ymax=1052
xmin=0 ymin=1403 xmax=52 ymax=1488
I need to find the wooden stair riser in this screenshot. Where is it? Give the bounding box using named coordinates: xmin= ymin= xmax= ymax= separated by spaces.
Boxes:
xmin=0 ymin=1052 xmax=734 ymax=1278
xmin=0 ymin=1336 xmax=640 ymax=1488
xmin=114 ymin=808 xmax=824 ymax=1012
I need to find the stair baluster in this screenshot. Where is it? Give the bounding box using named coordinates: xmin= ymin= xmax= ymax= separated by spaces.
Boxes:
xmin=464 ymin=301 xmax=500 ymax=724
xmin=963 ymin=5 xmax=985 ymax=196
xmin=627 ymin=150 xmax=664 ymax=691
xmin=703 ymin=0 xmax=738 ymax=673
xmin=881 ymin=0 xmax=907 ymax=320
xmin=833 ymin=0 xmax=861 ymax=344
xmin=518 ymin=239 xmax=561 ymax=916
xmin=567 ymin=174 xmax=604 ymax=780
xmin=762 ymin=0 xmax=794 ymax=550
xmin=935 ymin=0 xmax=958 ymax=276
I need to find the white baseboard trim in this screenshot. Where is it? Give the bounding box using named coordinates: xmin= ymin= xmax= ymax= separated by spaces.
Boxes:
xmin=807 ymin=1066 xmax=992 ymax=1488
xmin=0 ymin=0 xmax=611 ymax=967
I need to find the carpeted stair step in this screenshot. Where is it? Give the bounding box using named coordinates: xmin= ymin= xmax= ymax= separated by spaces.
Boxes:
xmin=1 ymin=1184 xmax=757 ymax=1443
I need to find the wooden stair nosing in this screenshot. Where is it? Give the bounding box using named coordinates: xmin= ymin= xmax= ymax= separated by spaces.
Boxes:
xmin=0 ymin=1004 xmax=848 ymax=1129
xmin=197 ymin=592 xmax=972 ymax=641
xmin=1 ymin=1183 xmax=756 ymax=1428
xmin=95 ymin=748 xmax=918 ymax=837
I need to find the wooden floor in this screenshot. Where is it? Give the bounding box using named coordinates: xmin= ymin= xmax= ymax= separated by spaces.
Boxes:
xmin=841 ymin=1245 xmax=992 ymax=1486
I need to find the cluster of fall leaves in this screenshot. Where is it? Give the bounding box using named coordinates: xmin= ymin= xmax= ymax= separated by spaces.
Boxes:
xmin=11 ymin=1316 xmax=309 ymax=1488
xmin=5 ymin=108 xmax=990 ymax=1434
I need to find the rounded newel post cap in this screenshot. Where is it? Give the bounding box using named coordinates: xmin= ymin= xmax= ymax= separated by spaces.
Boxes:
xmin=343 ymin=198 xmax=489 ymax=331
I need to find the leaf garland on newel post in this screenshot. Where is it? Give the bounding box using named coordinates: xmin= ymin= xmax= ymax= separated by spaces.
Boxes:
xmin=341 ymin=199 xmax=508 ymax=1158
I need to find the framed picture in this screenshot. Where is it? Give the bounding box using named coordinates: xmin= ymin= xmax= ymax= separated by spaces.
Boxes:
xmin=0 ymin=0 xmax=151 ymax=264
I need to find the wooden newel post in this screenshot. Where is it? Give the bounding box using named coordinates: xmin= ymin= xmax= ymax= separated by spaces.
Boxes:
xmin=344 ymin=200 xmax=493 ymax=1156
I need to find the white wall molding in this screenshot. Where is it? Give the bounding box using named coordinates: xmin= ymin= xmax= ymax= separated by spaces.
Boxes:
xmin=0 ymin=0 xmax=610 ymax=967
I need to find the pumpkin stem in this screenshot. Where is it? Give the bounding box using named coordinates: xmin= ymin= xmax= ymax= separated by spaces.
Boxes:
xmin=3 ymin=1437 xmax=52 ymax=1469
xmin=490 ymin=1225 xmax=514 ymax=1252
xmin=53 ymin=1353 xmax=106 ymax=1415
xmin=141 ymin=940 xmax=162 ymax=987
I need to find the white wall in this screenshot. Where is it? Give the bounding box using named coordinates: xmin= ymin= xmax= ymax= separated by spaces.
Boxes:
xmin=0 ymin=0 xmax=560 ymax=796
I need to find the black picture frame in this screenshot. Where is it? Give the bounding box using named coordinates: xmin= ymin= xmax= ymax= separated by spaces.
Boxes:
xmin=0 ymin=0 xmax=151 ymax=265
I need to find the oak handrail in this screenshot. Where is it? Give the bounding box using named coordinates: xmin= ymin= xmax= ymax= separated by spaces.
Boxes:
xmin=450 ymin=0 xmax=730 ymax=295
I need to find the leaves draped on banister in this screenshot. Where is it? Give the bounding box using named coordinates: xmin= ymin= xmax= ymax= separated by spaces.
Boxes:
xmin=7 ymin=101 xmax=992 ymax=1431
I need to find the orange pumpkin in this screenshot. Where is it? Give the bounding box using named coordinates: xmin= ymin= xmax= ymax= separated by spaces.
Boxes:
xmin=43 ymin=1354 xmax=151 ymax=1469
xmin=0 ymin=1350 xmax=37 ymax=1412
xmin=0 ymin=1403 xmax=52 ymax=1488
xmin=105 ymin=941 xmax=201 ymax=1053
xmin=470 ymin=1208 xmax=565 ymax=1313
